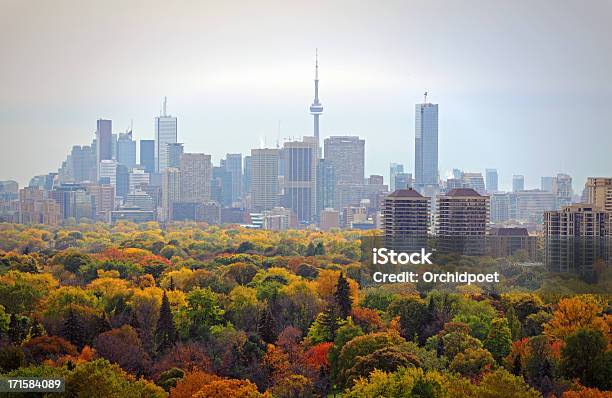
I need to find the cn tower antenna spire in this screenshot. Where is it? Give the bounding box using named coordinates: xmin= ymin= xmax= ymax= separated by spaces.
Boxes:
xmin=309 ymin=49 xmax=324 ymax=144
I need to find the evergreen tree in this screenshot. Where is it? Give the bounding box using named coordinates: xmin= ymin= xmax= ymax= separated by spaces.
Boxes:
xmin=155 ymin=291 xmax=176 ymax=354
xmin=62 ymin=307 xmax=86 ymax=348
xmin=169 ymin=276 xmax=175 ymax=291
xmin=335 ymin=273 xmax=352 ymax=319
xmin=320 ymin=305 xmax=341 ymax=340
xmin=259 ymin=307 xmax=276 ymax=344
xmin=8 ymin=314 xmax=28 ymax=344
xmin=506 ymin=305 xmax=522 ymax=341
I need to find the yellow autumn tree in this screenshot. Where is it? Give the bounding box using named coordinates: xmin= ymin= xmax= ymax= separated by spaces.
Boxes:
xmin=543 ymin=295 xmax=609 ymax=341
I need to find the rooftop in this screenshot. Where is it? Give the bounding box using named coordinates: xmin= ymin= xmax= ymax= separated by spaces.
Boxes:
xmin=388 ymin=188 xmax=424 ymax=198
xmin=445 ymin=188 xmax=482 ymax=197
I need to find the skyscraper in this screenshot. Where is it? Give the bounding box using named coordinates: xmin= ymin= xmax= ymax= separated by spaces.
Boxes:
xmin=309 ymin=50 xmax=323 ymax=145
xmin=155 ymin=97 xmax=178 ymax=173
xmin=512 ymin=175 xmax=525 ymax=192
xmin=394 ymin=172 xmax=412 ymax=190
xmin=324 ymin=136 xmax=365 ymax=210
xmin=553 ymin=173 xmax=573 ymax=207
xmin=389 ymin=163 xmax=404 ymax=192
xmin=161 ymin=167 xmax=181 ymax=221
xmin=283 ymin=137 xmax=318 ymax=223
xmin=167 ymin=143 xmax=184 ymax=169
xmin=140 ymin=140 xmax=155 ymax=174
xmin=414 ymin=95 xmax=438 ymax=190
xmin=461 ymin=172 xmax=486 ymax=195
xmin=98 ymin=159 xmax=117 ymax=187
xmin=485 ymin=169 xmax=498 ymax=193
xmin=250 ymin=148 xmax=279 ymax=212
xmin=223 ymin=154 xmax=243 ymax=203
xmin=316 ymin=158 xmax=335 ymax=214
xmin=96 ymin=119 xmax=113 ymax=180
xmin=211 ymin=166 xmax=232 ymax=207
xmin=541 ymin=176 xmax=554 ymax=192
xmin=243 ymin=155 xmax=252 ymax=197
xmin=179 ymin=153 xmax=212 ymax=203
xmin=116 ymin=131 xmax=136 ymax=169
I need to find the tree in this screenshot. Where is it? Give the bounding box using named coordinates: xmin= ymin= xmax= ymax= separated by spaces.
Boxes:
xmin=156 ymin=291 xmax=177 ymax=354
xmin=94 ymin=325 xmax=151 ymax=376
xmin=22 ymin=335 xmax=77 ymax=363
xmin=169 ymin=370 xmax=220 ymax=398
xmin=335 ymin=332 xmax=408 ymax=388
xmin=477 ymin=368 xmax=541 ymax=398
xmin=306 ymin=305 xmax=340 ymax=344
xmin=63 ymin=359 xmax=166 ymax=398
xmin=484 ymin=318 xmax=512 ymax=363
xmin=449 ymin=348 xmax=496 ymax=379
xmin=0 ymin=346 xmax=25 ymax=372
xmin=343 ymin=367 xmax=447 ymax=398
xmin=335 ymin=273 xmax=352 ymax=318
xmin=152 ymin=342 xmax=212 ymax=379
xmin=506 ymin=305 xmax=522 ymax=341
xmin=561 ymin=328 xmax=610 ymax=390
xmin=544 ymin=296 xmax=608 ymax=341
xmin=192 ymin=378 xmax=271 ymax=398
xmin=269 ymin=374 xmax=315 ymax=398
xmin=388 ymin=296 xmax=429 ymax=342
xmin=522 ymin=335 xmax=557 ymax=396
xmin=157 ymin=367 xmax=184 ymax=391
xmin=62 ymin=306 xmax=87 ymax=348
xmin=345 ymin=346 xmax=421 ymax=386
xmin=182 ymin=288 xmax=224 ymax=340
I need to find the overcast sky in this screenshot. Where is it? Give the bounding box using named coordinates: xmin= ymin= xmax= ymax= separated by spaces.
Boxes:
xmin=1 ymin=0 xmax=611 ymax=192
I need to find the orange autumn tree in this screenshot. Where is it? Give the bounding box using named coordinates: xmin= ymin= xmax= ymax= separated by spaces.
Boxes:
xmin=315 ymin=269 xmax=359 ymax=307
xmin=543 ymin=295 xmax=609 ymax=341
xmin=169 ymin=370 xmax=220 ymax=398
xmin=192 ymin=379 xmax=271 ymax=398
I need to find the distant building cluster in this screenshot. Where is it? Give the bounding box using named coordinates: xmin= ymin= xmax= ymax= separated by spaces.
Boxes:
xmin=0 ymin=54 xmax=610 ymax=274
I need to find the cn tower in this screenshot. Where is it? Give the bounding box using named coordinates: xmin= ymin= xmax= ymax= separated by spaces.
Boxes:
xmin=309 ymin=49 xmax=323 ymax=144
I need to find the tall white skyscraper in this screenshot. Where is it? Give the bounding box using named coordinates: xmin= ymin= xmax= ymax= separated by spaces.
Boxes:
xmin=155 ymin=97 xmax=178 ymax=173
xmin=414 ymin=94 xmax=438 ymax=190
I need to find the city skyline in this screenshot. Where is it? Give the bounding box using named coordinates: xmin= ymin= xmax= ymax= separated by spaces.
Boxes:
xmin=1 ymin=0 xmax=612 ymax=190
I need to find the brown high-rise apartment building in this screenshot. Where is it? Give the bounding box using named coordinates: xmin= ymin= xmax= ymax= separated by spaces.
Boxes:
xmin=585 ymin=177 xmax=612 ymax=212
xmin=544 ymin=204 xmax=610 ymax=273
xmin=437 ymin=188 xmax=489 ymax=255
xmin=382 ymin=188 xmax=430 ymax=251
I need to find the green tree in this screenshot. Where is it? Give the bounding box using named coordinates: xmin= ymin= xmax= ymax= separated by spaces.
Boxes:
xmin=156 ymin=290 xmax=177 ymax=354
xmin=183 ymin=288 xmax=224 ymax=340
xmin=506 ymin=305 xmax=522 ymax=341
xmin=561 ymin=328 xmax=610 ymax=390
xmin=335 ymin=273 xmax=352 ymax=319
xmin=449 ymin=347 xmax=496 ymax=379
xmin=388 ymin=296 xmax=429 ymax=342
xmin=484 ymin=318 xmax=512 ymax=363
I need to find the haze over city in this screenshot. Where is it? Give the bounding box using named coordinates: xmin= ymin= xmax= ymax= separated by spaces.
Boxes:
xmin=1 ymin=0 xmax=611 ymax=189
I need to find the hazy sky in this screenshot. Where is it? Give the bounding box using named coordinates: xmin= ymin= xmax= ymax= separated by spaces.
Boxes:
xmin=1 ymin=0 xmax=611 ymax=192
